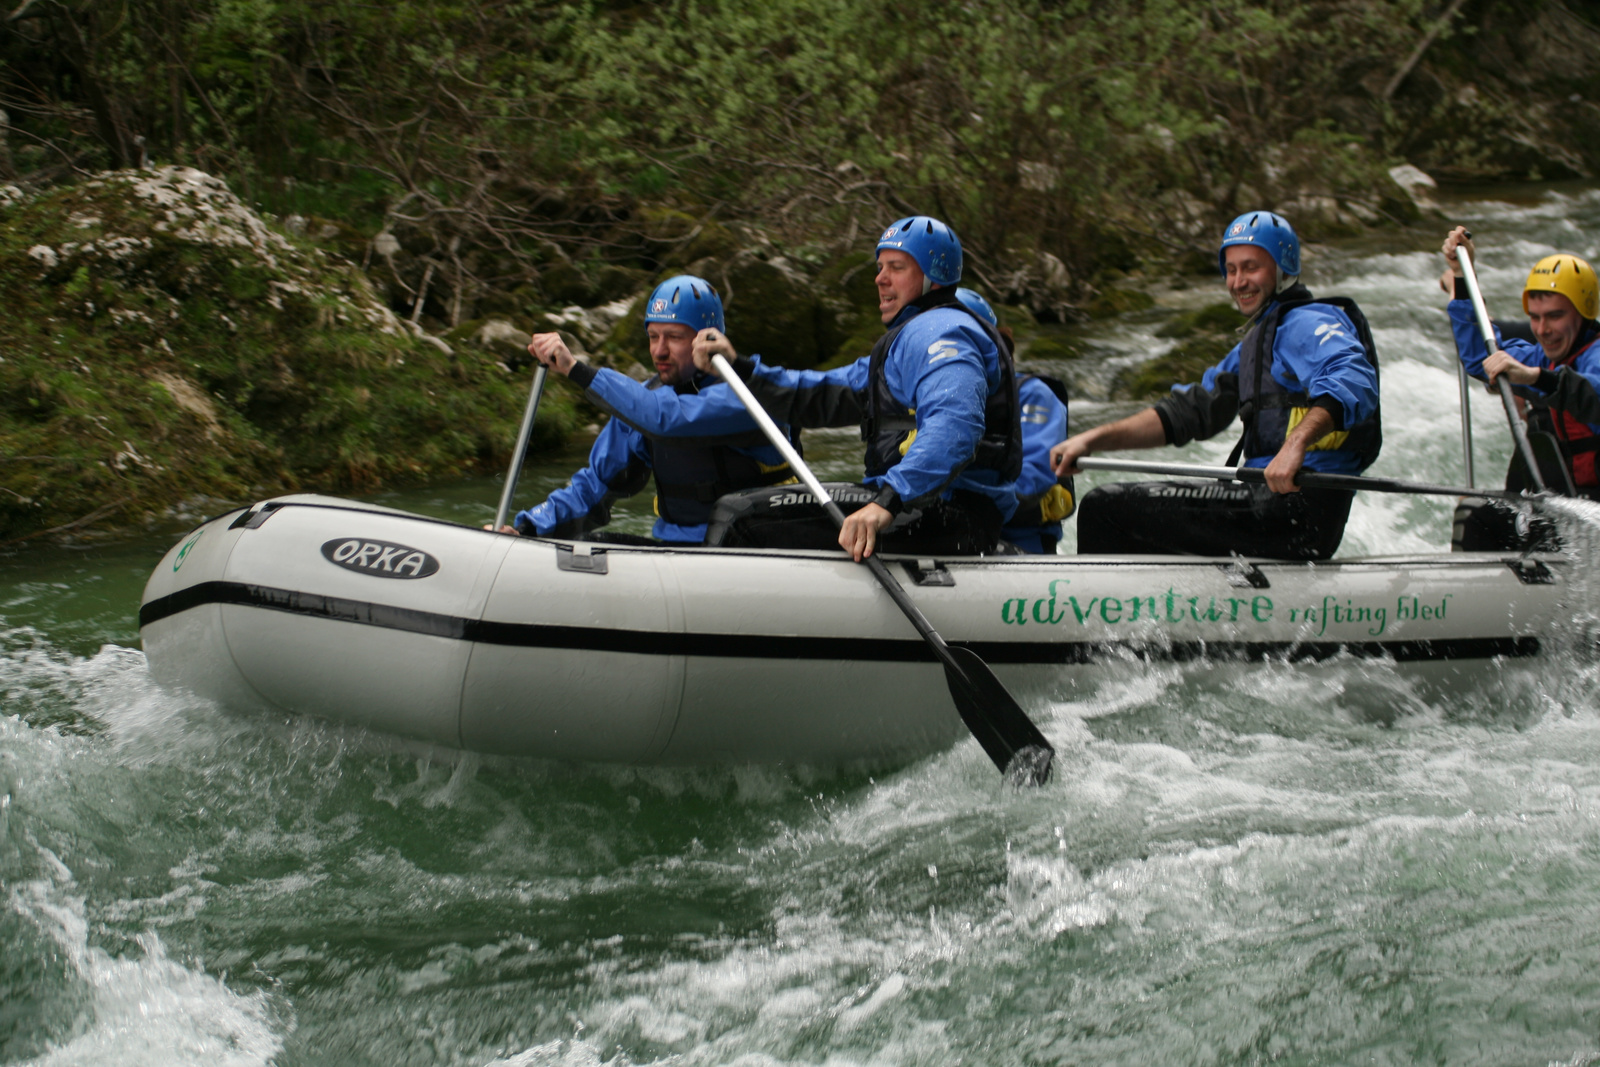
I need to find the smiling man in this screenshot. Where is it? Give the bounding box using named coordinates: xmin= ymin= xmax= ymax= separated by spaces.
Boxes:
xmin=499 ymin=274 xmax=797 ymax=544
xmin=691 ymin=215 xmax=1022 ymax=560
xmin=1442 ymin=226 xmax=1600 ymax=499
xmin=1049 ymin=211 xmax=1381 ymax=560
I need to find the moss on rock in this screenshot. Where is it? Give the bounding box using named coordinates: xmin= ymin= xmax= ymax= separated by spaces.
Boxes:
xmin=1084 ymin=286 xmax=1156 ymax=319
xmin=0 ymin=167 xmax=579 ymax=540
xmin=1115 ymin=302 xmax=1246 ymax=400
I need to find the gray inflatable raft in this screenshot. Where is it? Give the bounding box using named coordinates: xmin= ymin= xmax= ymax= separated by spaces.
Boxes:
xmin=140 ymin=494 xmax=1576 ymax=765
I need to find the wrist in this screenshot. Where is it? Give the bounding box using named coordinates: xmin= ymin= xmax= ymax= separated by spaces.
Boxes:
xmin=871 ymin=485 xmax=903 ymax=516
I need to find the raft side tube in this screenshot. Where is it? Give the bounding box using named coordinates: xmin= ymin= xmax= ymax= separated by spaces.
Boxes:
xmin=461 ymin=535 xmax=683 ymax=763
xmin=152 ymin=500 xmax=512 ymax=747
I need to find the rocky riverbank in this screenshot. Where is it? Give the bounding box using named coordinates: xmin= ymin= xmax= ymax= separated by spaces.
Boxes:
xmin=0 ymin=157 xmax=1458 ymax=541
xmin=0 ymin=168 xmax=584 ymax=541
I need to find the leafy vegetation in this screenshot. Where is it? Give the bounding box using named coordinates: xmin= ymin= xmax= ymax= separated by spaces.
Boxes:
xmin=0 ymin=169 xmax=577 ymax=538
xmin=8 ymin=0 xmax=1596 ymax=319
xmin=0 ymin=0 xmax=1596 ymax=536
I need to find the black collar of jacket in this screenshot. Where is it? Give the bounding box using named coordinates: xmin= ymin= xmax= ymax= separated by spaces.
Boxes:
xmin=884 ymin=285 xmax=964 ymax=330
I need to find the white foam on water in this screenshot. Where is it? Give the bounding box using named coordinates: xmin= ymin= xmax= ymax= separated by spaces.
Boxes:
xmin=7 ymin=841 xmax=282 ymax=1067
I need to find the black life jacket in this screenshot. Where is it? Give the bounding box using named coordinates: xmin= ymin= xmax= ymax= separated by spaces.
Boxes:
xmin=633 ymin=376 xmax=799 ymax=527
xmin=1228 ymin=285 xmax=1382 ymax=470
xmin=861 ymin=288 xmax=1023 ymax=483
xmin=1522 ymin=328 xmax=1600 ymax=490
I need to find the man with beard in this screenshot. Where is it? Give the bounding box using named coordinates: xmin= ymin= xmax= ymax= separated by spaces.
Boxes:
xmin=498 ymin=274 xmax=797 ymax=544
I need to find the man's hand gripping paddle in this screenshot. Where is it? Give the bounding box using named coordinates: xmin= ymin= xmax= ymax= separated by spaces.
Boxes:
xmin=1456 ymin=243 xmax=1551 ymax=494
xmin=710 ymin=354 xmax=1054 ymax=786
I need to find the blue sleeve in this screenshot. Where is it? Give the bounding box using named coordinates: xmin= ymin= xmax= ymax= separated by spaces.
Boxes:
xmin=743 ymin=357 xmax=872 ymax=428
xmin=517 ymin=419 xmax=650 ymax=536
xmin=1447 ymin=299 xmax=1546 ymax=379
xmin=1276 ymin=305 xmax=1378 ymax=429
xmin=585 ymin=367 xmax=781 ymax=437
xmin=1153 ymin=345 xmax=1242 ymax=446
xmin=1014 ymin=378 xmax=1068 ymax=501
xmin=1198 ymin=345 xmax=1242 ymax=392
xmin=878 ymin=314 xmax=993 ymax=507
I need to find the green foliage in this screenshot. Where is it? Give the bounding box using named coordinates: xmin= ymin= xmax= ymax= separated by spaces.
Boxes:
xmin=0 ymin=0 xmax=1508 ymax=293
xmin=0 ymin=171 xmax=578 ymax=538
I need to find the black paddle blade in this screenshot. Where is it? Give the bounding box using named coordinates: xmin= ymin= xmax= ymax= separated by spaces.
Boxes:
xmin=941 ymin=644 xmax=1053 ymax=786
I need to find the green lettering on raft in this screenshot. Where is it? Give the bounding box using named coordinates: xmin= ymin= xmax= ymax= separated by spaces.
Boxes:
xmin=1001 ymin=585 xmax=1274 ymax=626
xmin=1031 ymin=578 xmax=1069 ymax=624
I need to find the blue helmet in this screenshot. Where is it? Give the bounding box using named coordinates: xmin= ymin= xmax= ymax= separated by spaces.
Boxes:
xmin=955 ymin=287 xmax=998 ymax=328
xmin=644 ymin=274 xmax=724 ymax=332
xmin=876 ymin=216 xmax=962 ymax=288
xmin=1218 ymin=211 xmax=1300 ymax=278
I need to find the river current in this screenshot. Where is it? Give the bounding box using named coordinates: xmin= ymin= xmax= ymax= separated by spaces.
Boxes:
xmin=5 ymin=191 xmax=1600 ymax=1066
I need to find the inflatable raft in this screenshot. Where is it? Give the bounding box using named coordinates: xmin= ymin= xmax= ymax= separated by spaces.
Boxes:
xmin=139 ymin=494 xmax=1576 ymax=765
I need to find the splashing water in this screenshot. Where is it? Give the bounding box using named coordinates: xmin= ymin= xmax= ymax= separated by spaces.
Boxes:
xmin=6 ymin=190 xmax=1600 ymax=1066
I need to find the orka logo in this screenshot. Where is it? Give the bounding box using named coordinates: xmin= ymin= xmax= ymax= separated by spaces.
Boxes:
xmin=651 ymin=298 xmax=669 ymax=313
xmin=320 ymin=538 xmax=440 ymax=579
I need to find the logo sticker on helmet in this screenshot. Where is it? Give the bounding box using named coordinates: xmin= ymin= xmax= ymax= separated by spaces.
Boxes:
xmin=651 ymin=299 xmax=668 ymax=313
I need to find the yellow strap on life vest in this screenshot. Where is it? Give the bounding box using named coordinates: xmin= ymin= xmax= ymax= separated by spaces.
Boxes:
xmin=1286 ymin=406 xmax=1349 ymax=452
xmin=1038 ymin=483 xmax=1075 ymax=522
xmin=897 ymin=408 xmax=919 ymax=456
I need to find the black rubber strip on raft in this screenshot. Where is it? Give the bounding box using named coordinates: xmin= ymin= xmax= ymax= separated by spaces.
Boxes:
xmin=138 ymin=580 xmax=1542 ymax=665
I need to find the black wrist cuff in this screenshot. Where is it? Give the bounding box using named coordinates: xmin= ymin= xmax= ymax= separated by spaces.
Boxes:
xmin=729 ymin=356 xmax=757 ymax=382
xmin=568 ymin=362 xmax=598 ymax=389
xmin=871 ymin=486 xmax=903 ymax=516
xmin=1453 ymin=275 xmax=1470 ymax=301
xmin=1536 ymin=368 xmax=1560 ymax=392
xmin=1310 ymin=395 xmax=1346 ymax=431
xmin=1153 ymin=405 xmax=1176 ymax=445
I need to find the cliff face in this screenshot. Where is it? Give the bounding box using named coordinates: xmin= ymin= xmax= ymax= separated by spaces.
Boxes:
xmin=0 ymin=168 xmax=574 ymax=540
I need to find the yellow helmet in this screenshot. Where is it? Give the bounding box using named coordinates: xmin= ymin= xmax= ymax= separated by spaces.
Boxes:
xmin=1523 ymin=254 xmax=1600 ymax=320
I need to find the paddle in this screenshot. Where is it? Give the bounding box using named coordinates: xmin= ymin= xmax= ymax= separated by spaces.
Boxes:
xmin=1455 ymin=244 xmax=1549 ymax=493
xmin=708 ymin=353 xmax=1054 ymax=786
xmin=1074 ymin=456 xmax=1527 ymax=501
xmin=493 ymin=365 xmax=549 ymax=531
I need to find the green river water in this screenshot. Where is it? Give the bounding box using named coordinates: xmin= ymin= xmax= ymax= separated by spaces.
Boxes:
xmin=4 ymin=192 xmax=1600 ymax=1065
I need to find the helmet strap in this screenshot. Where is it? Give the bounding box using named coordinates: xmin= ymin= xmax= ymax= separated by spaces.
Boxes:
xmin=1275 ymin=270 xmax=1299 ymax=294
